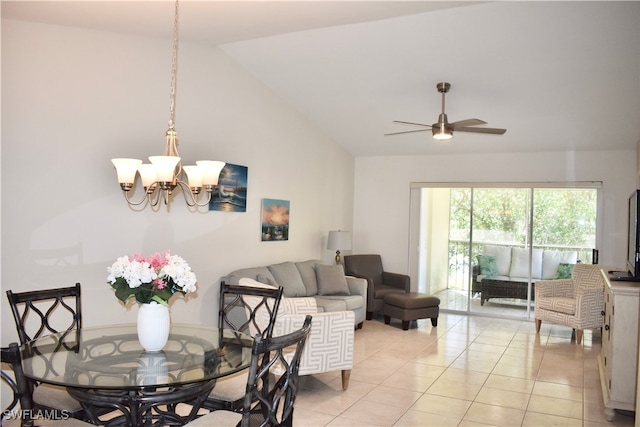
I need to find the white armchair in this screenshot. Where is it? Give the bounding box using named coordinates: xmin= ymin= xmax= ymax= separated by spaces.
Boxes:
xmin=534 ymin=263 xmax=605 ymax=344
xmin=240 ymin=278 xmax=354 ymax=389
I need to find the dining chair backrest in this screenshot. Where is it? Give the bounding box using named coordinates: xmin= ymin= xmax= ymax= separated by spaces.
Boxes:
xmin=242 ymin=314 xmax=312 ymax=427
xmin=219 ymin=281 xmax=283 ymax=343
xmin=6 ymin=283 xmax=82 ymax=345
xmin=1 ymin=342 xmax=34 ymax=427
xmin=1 ymin=342 xmax=93 ymax=427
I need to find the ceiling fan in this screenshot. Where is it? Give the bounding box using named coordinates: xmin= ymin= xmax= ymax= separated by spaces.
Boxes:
xmin=385 ymin=82 xmax=506 ymax=140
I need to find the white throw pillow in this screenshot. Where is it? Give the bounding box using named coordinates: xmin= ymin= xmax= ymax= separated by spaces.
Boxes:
xmin=509 ymin=247 xmax=543 ymax=279
xmin=483 ymin=245 xmax=512 ymax=276
xmin=541 ymin=250 xmax=579 ymax=279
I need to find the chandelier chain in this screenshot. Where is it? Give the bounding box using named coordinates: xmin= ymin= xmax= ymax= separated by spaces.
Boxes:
xmin=168 ymin=0 xmax=179 ymax=132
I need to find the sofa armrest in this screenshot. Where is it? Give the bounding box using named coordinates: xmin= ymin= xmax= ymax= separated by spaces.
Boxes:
xmin=535 ymin=279 xmax=574 ymax=298
xmin=346 ymin=276 xmax=367 ymax=298
xmin=382 ymin=271 xmax=410 ymax=292
xmin=275 ymin=310 xmax=354 ymax=375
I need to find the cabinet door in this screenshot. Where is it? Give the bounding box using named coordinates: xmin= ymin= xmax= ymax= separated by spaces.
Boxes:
xmin=602 ymin=287 xmax=614 ymax=390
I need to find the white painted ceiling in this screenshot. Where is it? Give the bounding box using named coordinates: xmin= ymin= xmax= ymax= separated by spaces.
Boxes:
xmin=4 ymin=1 xmax=640 ymax=157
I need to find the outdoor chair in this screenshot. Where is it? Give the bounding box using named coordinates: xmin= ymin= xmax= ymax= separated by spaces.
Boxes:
xmin=5 ymin=284 xmax=85 ymax=419
xmin=186 ymin=315 xmax=312 ymax=427
xmin=1 ymin=342 xmax=93 ymax=427
xmin=535 ymin=263 xmax=605 ymax=344
xmin=344 ymin=254 xmax=410 ymax=320
xmin=203 ymin=281 xmax=284 ymax=412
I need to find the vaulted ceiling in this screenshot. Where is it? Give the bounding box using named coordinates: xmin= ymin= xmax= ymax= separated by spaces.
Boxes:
xmin=4 ymin=1 xmax=639 ymax=157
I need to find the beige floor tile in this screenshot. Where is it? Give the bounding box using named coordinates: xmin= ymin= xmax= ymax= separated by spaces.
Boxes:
xmin=393 ymin=410 xmax=462 ymax=426
xmin=483 ymin=374 xmax=535 ymax=394
xmin=491 ymin=361 xmax=538 ymax=380
xmin=438 ymin=367 xmax=489 ymax=385
xmin=362 ymin=385 xmax=422 ymax=411
xmin=338 ymin=400 xmax=406 ymax=427
xmin=474 ymin=386 xmax=531 ymax=410
xmin=449 ymin=356 xmax=497 ymax=374
xmin=381 ymin=370 xmax=437 ymax=392
xmin=292 ymin=407 xmax=338 ymax=426
xmin=394 ymin=361 xmax=446 ymax=380
xmin=522 ymin=411 xmax=583 ymax=427
xmin=410 ymin=393 xmax=472 ymax=419
xmin=427 ymin=378 xmax=483 ymax=401
xmin=532 ymin=381 xmax=583 ymax=401
xmin=527 ymin=394 xmax=583 ymax=419
xmin=462 ymin=402 xmax=525 ymax=426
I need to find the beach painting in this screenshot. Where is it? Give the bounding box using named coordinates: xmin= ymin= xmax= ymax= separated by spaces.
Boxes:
xmin=208 ymin=163 xmax=248 ymax=212
xmin=261 ymin=199 xmax=290 ymax=241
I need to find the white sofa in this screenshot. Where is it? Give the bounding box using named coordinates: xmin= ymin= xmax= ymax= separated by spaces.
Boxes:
xmin=473 ymin=245 xmax=578 ymax=305
xmin=222 ymin=260 xmax=367 ymax=328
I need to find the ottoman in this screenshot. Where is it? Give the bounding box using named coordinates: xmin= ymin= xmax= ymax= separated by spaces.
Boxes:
xmin=383 ymin=292 xmax=440 ymax=330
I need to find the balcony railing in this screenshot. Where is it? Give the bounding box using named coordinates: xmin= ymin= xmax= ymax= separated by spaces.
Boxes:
xmin=447 ymin=240 xmax=595 ymax=291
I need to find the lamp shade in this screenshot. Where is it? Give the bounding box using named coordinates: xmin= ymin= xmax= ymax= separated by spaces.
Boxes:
xmin=327 ymin=231 xmax=352 ymax=251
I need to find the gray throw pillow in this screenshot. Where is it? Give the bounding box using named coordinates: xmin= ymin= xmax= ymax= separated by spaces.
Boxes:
xmin=267 ymin=262 xmax=307 ymax=297
xmin=315 ymin=264 xmax=351 ymax=296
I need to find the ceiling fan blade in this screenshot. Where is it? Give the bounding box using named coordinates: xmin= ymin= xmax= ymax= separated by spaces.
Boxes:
xmin=456 ymin=126 xmax=507 ymax=135
xmin=450 ymin=119 xmax=487 ymax=129
xmin=384 ymin=129 xmax=430 ymax=136
xmin=393 ymin=120 xmax=431 ymax=128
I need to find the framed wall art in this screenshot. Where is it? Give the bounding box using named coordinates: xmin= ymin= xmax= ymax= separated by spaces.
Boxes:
xmin=208 ymin=163 xmax=248 ymax=212
xmin=261 ymin=198 xmax=290 ymax=241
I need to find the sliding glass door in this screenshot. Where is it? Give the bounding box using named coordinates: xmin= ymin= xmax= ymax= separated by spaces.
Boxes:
xmin=410 ymin=183 xmax=599 ymax=320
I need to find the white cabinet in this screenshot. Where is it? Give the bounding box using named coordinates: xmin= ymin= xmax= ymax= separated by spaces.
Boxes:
xmin=598 ymin=271 xmax=639 ymax=421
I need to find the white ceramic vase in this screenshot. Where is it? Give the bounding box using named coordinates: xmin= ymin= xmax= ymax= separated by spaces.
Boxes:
xmin=137 ymin=302 xmax=170 ymax=352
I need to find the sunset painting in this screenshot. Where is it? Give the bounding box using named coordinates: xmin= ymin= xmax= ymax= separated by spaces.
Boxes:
xmin=261 ymin=199 xmax=290 ymax=241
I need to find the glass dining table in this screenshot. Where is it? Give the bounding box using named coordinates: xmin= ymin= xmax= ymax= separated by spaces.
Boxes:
xmin=20 ymin=324 xmax=252 ymax=426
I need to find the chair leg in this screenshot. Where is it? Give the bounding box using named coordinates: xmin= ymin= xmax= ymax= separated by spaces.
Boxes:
xmin=576 ymin=329 xmax=583 ymax=345
xmin=366 ymin=312 xmax=373 ymax=320
xmin=430 ymin=317 xmax=438 ymax=327
xmin=341 ymin=370 xmax=350 ymax=390
xmin=535 ymin=319 xmax=541 ymax=333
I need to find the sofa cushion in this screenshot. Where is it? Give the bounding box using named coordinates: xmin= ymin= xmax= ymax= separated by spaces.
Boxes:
xmin=295 ymin=260 xmax=319 ymax=296
xmin=317 ymin=295 xmax=363 ymax=312
xmin=313 ymin=297 xmax=347 ymax=313
xmin=554 ymin=263 xmax=575 ymax=279
xmin=509 ymin=247 xmax=543 ymax=279
xmin=315 ymin=264 xmax=351 ymax=296
xmin=267 ymin=262 xmax=307 ymax=297
xmin=542 ymin=250 xmax=579 ymax=279
xmin=477 ymin=255 xmax=497 ymax=277
xmin=483 ymin=245 xmax=512 ymax=276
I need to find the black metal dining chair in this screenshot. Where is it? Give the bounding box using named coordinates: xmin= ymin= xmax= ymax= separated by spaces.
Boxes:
xmin=5 ymin=284 xmax=85 ymax=419
xmin=1 ymin=342 xmax=94 ymax=427
xmin=202 ymin=281 xmax=284 ymax=412
xmin=186 ymin=315 xmax=312 ymax=427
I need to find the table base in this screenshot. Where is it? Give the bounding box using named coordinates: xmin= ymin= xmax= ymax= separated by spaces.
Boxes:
xmin=67 ymin=380 xmax=215 ymax=427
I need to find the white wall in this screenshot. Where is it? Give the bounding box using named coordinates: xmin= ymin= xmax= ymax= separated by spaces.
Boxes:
xmin=1 ymin=19 xmax=354 ymax=342
xmin=354 ymin=150 xmax=637 ymax=286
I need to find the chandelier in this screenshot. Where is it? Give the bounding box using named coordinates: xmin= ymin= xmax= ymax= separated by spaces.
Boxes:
xmin=111 ymin=0 xmax=225 ymax=208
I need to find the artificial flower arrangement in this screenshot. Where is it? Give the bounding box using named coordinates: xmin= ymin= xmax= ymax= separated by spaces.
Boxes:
xmin=107 ymin=250 xmax=197 ymax=306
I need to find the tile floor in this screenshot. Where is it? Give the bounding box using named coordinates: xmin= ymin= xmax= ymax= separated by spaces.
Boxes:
xmin=292 ymin=312 xmax=637 ymax=427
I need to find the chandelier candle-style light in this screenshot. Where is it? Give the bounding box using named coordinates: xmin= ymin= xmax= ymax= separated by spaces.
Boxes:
xmin=111 ymin=0 xmax=225 ymax=208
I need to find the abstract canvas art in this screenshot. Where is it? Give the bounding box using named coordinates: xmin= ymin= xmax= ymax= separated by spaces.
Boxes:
xmin=261 ymin=199 xmax=290 ymax=241
xmin=208 ymin=163 xmax=248 ymax=212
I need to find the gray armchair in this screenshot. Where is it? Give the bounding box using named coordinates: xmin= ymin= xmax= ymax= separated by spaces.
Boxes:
xmin=344 ymin=254 xmax=409 ymax=320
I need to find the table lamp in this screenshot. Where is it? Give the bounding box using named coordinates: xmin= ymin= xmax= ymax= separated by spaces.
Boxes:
xmin=327 ymin=230 xmax=352 ymax=265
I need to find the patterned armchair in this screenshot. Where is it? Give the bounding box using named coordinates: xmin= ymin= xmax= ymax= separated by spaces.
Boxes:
xmin=534 ymin=263 xmax=605 ymax=344
xmin=240 ymin=278 xmax=354 ymax=390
